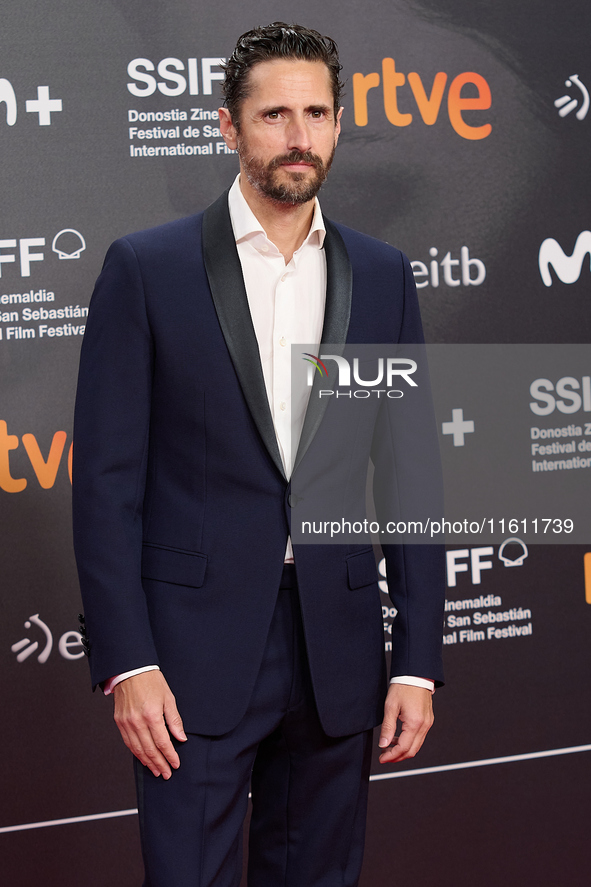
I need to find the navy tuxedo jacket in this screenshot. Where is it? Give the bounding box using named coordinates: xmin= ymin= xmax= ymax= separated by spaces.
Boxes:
xmin=73 ymin=191 xmax=445 ymax=737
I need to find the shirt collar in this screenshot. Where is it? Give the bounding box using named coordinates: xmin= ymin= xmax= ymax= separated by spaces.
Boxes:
xmin=227 ymin=174 xmax=326 ymax=250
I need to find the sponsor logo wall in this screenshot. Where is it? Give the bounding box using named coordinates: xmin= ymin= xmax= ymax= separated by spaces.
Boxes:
xmin=1 ymin=1 xmax=590 ymax=885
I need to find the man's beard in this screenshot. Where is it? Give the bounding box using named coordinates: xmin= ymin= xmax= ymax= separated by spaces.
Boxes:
xmin=237 ymin=144 xmax=335 ymax=205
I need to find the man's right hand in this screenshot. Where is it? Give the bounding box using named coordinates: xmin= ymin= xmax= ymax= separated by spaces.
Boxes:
xmin=113 ymin=670 xmax=187 ymax=779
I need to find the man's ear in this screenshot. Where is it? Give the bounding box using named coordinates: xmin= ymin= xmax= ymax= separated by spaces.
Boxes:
xmin=334 ymin=106 xmax=344 ymax=144
xmin=218 ymin=108 xmax=238 ymax=150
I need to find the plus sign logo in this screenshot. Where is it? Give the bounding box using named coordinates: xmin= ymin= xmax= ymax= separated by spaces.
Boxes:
xmin=26 ymin=86 xmax=63 ymax=125
xmin=0 ymin=78 xmax=63 ymax=127
xmin=442 ymin=408 xmax=475 ymax=446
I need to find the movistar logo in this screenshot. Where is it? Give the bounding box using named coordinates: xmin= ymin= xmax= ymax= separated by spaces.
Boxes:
xmin=539 ymin=230 xmax=591 ymax=286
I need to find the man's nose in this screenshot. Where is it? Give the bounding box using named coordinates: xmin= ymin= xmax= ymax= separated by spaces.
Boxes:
xmin=286 ymin=116 xmax=312 ymax=153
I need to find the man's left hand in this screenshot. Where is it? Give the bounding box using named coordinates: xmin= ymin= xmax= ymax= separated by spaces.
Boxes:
xmin=378 ymin=683 xmax=434 ymax=764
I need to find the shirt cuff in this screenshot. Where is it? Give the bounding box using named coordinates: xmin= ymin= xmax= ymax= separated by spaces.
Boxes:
xmin=103 ymin=665 xmax=160 ymax=695
xmin=390 ymin=675 xmax=435 ymax=693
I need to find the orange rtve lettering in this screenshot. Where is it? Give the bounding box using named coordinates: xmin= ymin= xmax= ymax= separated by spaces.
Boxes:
xmin=447 ymin=72 xmax=492 ymax=140
xmin=352 ymin=60 xmax=491 ymax=139
xmin=382 ymin=58 xmax=412 ymax=127
xmin=0 ymin=420 xmax=26 ymax=493
xmin=22 ymin=430 xmax=68 ymax=489
xmin=352 ymin=71 xmax=380 ymax=126
xmin=407 ymin=72 xmax=448 ymax=125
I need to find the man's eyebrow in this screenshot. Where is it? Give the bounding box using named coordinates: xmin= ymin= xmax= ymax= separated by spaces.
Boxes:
xmin=259 ymin=105 xmax=289 ymax=115
xmin=307 ymin=104 xmax=331 ymax=114
xmin=257 ymin=103 xmax=332 ymax=116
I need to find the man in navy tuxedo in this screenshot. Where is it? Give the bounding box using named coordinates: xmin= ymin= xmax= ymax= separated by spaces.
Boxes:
xmin=73 ymin=22 xmax=445 ymax=887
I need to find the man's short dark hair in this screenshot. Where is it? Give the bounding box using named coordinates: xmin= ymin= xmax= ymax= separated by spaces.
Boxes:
xmin=222 ymin=22 xmax=343 ymax=128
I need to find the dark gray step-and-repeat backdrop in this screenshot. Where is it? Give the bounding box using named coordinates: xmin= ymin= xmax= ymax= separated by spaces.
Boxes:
xmin=1 ymin=1 xmax=590 ymax=884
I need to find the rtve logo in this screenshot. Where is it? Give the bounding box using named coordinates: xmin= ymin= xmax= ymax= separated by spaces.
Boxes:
xmin=0 ymin=78 xmax=62 ymax=126
xmin=127 ymin=57 xmax=225 ymax=97
xmin=353 ymin=59 xmax=492 ymax=140
xmin=0 ymin=421 xmax=72 ymax=493
xmin=539 ymin=230 xmax=591 ymax=286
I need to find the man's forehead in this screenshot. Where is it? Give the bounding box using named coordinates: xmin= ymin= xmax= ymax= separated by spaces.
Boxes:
xmin=245 ymin=58 xmax=333 ymax=104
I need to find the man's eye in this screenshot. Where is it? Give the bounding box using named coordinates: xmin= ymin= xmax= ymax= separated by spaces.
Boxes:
xmin=267 ymin=111 xmax=280 ymax=119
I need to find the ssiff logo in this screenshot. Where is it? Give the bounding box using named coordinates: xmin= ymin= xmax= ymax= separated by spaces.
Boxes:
xmin=446 ymin=541 xmax=529 ymax=587
xmin=52 ymin=229 xmax=86 ymax=259
xmin=127 ymin=57 xmax=225 ymax=96
xmin=0 ymin=228 xmax=86 ymax=278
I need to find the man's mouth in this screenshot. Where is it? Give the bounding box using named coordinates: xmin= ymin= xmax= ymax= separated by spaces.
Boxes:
xmin=271 ymin=151 xmax=323 ymax=173
xmin=281 ymin=161 xmax=314 ymax=169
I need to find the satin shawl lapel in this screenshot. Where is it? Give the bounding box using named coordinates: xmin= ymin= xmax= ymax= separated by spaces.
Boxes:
xmin=202 ymin=191 xmax=286 ymax=479
xmin=293 ymin=218 xmax=352 ymax=473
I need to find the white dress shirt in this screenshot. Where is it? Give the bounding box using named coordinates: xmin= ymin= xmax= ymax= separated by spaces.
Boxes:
xmin=103 ymin=175 xmax=434 ymax=695
xmin=229 ymin=173 xmax=326 ymax=485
